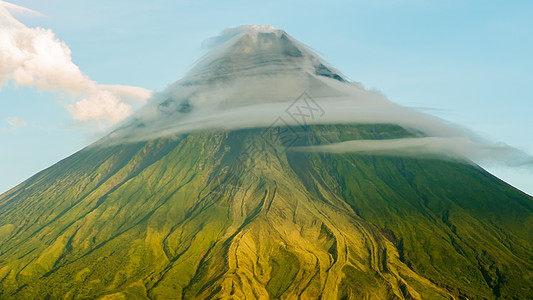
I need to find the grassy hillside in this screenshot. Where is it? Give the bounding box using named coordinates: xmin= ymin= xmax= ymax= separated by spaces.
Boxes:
xmin=0 ymin=124 xmax=532 ymax=299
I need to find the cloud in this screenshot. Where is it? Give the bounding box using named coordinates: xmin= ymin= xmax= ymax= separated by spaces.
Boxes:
xmin=67 ymin=89 xmax=133 ymax=124
xmin=294 ymin=137 xmax=533 ymax=168
xmin=7 ymin=116 xmax=27 ymax=128
xmin=0 ymin=0 xmax=40 ymax=28
xmin=98 ymin=25 xmax=532 ymax=169
xmin=0 ymin=1 xmax=151 ymax=125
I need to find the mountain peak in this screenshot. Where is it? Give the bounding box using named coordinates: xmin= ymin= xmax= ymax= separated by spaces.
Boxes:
xmin=102 ymin=25 xmax=351 ymax=143
xmin=186 ymin=25 xmax=346 ymax=83
xmin=223 ymin=24 xmax=279 ymax=34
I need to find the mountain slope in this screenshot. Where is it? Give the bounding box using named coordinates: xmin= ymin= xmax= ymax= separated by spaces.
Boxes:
xmin=0 ymin=124 xmax=532 ymax=299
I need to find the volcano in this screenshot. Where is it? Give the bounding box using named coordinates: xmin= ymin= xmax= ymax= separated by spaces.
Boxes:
xmin=0 ymin=26 xmax=532 ymax=299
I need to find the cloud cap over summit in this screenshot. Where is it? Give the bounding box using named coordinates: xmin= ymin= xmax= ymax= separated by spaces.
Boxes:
xmin=101 ymin=26 xmax=532 ymax=170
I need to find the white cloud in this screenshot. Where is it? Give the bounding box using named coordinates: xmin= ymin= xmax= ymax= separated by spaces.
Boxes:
xmin=67 ymin=89 xmax=133 ymax=124
xmin=0 ymin=1 xmax=152 ymax=125
xmin=0 ymin=0 xmax=38 ymax=28
xmin=98 ymin=26 xmax=533 ymax=170
xmin=295 ymin=137 xmax=533 ymax=168
xmin=100 ymin=84 xmax=152 ymax=103
xmin=7 ymin=116 xmax=27 ymax=128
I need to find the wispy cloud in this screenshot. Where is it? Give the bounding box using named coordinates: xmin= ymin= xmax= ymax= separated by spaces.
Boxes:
xmin=295 ymin=137 xmax=533 ymax=168
xmin=7 ymin=116 xmax=27 ymax=128
xmin=100 ymin=26 xmax=533 ymax=170
xmin=0 ymin=1 xmax=152 ymax=125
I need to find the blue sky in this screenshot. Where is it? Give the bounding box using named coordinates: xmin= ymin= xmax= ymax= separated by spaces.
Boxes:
xmin=1 ymin=0 xmax=532 ymax=195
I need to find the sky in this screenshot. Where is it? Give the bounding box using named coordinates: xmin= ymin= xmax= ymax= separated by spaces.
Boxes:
xmin=0 ymin=0 xmax=532 ymax=195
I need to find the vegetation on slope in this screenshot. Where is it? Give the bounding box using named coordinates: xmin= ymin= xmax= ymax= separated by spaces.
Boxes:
xmin=0 ymin=124 xmax=531 ymax=299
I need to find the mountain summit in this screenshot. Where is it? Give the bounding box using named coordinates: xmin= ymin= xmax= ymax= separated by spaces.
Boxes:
xmin=105 ymin=25 xmax=354 ymax=143
xmin=104 ymin=26 xmax=463 ymax=145
xmin=187 ymin=25 xmax=346 ymax=82
xmin=0 ymin=27 xmax=532 ymax=299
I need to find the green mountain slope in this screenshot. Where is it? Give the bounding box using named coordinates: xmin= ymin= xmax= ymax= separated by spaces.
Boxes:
xmin=1 ymin=124 xmax=532 ymax=299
